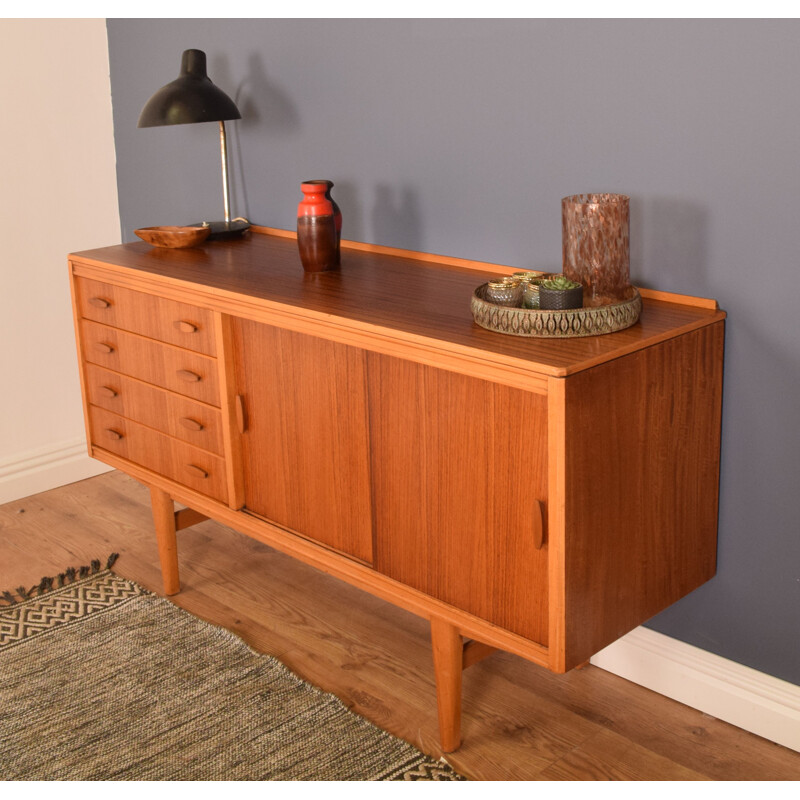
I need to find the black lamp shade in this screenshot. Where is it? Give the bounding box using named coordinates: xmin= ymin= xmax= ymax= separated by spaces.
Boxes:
xmin=138 ymin=49 xmax=241 ymax=128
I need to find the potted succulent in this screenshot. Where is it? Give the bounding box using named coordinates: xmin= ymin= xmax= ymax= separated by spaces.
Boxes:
xmin=538 ymin=275 xmax=583 ymax=310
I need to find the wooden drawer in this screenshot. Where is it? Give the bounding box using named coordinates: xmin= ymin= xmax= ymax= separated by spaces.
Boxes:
xmin=75 ymin=276 xmax=216 ymax=355
xmin=80 ymin=319 xmax=220 ymax=406
xmin=84 ymin=363 xmax=224 ymax=456
xmin=89 ymin=405 xmax=228 ymax=503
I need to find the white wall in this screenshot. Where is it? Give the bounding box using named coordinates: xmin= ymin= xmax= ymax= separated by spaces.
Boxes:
xmin=0 ymin=19 xmax=119 ymax=503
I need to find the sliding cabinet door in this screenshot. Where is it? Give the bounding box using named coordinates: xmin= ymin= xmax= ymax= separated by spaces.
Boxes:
xmin=367 ymin=353 xmax=549 ymax=644
xmin=232 ymin=320 xmax=373 ymax=564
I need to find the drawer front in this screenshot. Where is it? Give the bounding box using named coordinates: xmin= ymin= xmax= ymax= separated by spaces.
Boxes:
xmin=80 ymin=319 xmax=220 ymax=406
xmin=89 ymin=406 xmax=228 ymax=503
xmin=84 ymin=363 xmax=224 ymax=456
xmin=76 ymin=276 xmax=216 ymax=355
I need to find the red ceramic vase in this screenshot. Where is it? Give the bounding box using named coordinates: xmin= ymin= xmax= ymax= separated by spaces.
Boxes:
xmin=297 ymin=180 xmax=339 ymax=272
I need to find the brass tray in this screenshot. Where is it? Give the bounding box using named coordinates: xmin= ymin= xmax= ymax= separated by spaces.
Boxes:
xmin=471 ymin=284 xmax=642 ymax=338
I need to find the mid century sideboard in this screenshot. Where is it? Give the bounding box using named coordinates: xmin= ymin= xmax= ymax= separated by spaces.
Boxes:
xmin=69 ymin=227 xmax=725 ymax=751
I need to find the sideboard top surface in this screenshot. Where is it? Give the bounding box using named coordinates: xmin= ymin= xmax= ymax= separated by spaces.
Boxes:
xmin=70 ymin=230 xmax=725 ymax=377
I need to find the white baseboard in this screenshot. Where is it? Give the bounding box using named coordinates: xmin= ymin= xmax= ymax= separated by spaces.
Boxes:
xmin=0 ymin=438 xmax=112 ymax=505
xmin=590 ymin=626 xmax=800 ymax=753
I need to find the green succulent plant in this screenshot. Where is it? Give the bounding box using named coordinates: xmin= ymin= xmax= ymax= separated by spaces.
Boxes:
xmin=541 ymin=275 xmax=581 ymax=290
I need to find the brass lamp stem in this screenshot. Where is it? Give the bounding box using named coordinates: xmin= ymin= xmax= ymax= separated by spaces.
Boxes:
xmin=219 ymin=120 xmax=231 ymax=225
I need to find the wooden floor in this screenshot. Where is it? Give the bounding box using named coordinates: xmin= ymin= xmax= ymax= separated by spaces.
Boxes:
xmin=2 ymin=470 xmax=799 ymax=781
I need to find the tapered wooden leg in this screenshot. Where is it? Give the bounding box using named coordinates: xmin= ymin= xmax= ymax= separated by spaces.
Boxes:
xmin=430 ymin=617 xmax=463 ymax=753
xmin=149 ymin=486 xmax=180 ymax=595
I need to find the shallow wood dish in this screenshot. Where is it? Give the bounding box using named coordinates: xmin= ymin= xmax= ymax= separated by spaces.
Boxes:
xmin=134 ymin=225 xmax=211 ymax=249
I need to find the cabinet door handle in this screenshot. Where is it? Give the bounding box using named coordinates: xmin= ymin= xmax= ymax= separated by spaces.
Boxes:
xmin=99 ymin=385 xmax=118 ymax=398
xmin=533 ymin=499 xmax=545 ymax=550
xmin=179 ymin=417 xmax=204 ymax=432
xmin=235 ymin=394 xmax=247 ymax=434
xmin=88 ymin=297 xmax=111 ymax=309
xmin=176 ymin=320 xmax=198 ymax=334
xmin=104 ymin=428 xmax=123 ymax=441
xmin=185 ymin=464 xmax=209 ymax=479
xmin=176 ymin=369 xmax=201 ymax=383
xmin=95 ymin=342 xmax=115 ymax=354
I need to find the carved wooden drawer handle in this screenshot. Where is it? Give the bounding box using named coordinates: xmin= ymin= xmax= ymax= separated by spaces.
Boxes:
xmin=179 ymin=417 xmax=204 ymax=432
xmin=176 ymin=320 xmax=199 ymax=334
xmin=176 ymin=369 xmax=202 ymax=382
xmin=104 ymin=428 xmax=123 ymax=441
xmin=88 ymin=297 xmax=111 ymax=309
xmin=533 ymin=499 xmax=546 ymax=550
xmin=95 ymin=342 xmax=115 ymax=354
xmin=99 ymin=385 xmax=118 ymax=398
xmin=185 ymin=464 xmax=209 ymax=479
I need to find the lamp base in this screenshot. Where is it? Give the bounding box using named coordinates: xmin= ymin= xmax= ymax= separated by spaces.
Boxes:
xmin=193 ymin=218 xmax=250 ymax=240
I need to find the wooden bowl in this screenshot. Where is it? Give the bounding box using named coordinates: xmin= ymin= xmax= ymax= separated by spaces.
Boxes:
xmin=134 ymin=225 xmax=211 ymax=249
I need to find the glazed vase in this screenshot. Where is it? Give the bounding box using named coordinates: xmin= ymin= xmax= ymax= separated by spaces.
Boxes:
xmin=297 ymin=180 xmax=339 ymax=272
xmin=562 ymin=193 xmax=631 ymax=305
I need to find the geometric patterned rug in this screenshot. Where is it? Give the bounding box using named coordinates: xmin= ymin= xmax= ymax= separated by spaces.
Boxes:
xmin=0 ymin=556 xmax=465 ymax=780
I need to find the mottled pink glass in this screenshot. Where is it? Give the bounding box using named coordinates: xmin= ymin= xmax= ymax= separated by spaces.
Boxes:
xmin=562 ymin=194 xmax=631 ymax=305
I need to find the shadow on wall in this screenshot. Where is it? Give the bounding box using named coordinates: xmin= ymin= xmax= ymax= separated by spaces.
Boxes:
xmin=371 ymin=184 xmax=423 ymax=251
xmin=232 ymin=53 xmax=300 ymax=134
xmin=210 ymin=52 xmax=301 ymax=226
xmin=631 ymin=196 xmax=710 ymax=294
xmin=328 ymin=183 xmax=424 ymax=251
xmin=330 ymin=181 xmax=363 ymax=242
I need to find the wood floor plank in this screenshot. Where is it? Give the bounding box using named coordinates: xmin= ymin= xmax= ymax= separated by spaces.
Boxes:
xmin=2 ymin=470 xmax=800 ymax=781
xmin=538 ymin=728 xmax=711 ymax=781
xmin=485 ymin=651 xmax=800 ymax=781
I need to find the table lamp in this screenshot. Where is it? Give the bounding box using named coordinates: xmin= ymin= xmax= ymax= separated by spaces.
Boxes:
xmin=138 ymin=48 xmax=249 ymax=239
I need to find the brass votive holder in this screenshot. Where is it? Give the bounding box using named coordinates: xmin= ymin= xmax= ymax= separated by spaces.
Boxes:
xmin=486 ymin=279 xmax=523 ymax=307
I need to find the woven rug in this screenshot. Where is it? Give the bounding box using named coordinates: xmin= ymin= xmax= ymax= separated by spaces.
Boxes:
xmin=0 ymin=556 xmax=464 ymax=781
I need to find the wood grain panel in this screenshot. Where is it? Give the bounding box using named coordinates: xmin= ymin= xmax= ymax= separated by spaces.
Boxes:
xmin=79 ymin=319 xmax=220 ymax=406
xmin=87 ymin=406 xmax=228 ymax=503
xmin=72 ymin=446 xmax=551 ymax=667
xmin=546 ymin=376 xmax=568 ymax=672
xmin=368 ymin=353 xmax=549 ymax=644
xmin=561 ymin=322 xmax=725 ymax=668
xmin=84 ymin=364 xmax=224 ymax=455
xmin=213 ymin=313 xmax=246 ymax=510
xmin=232 ymin=319 xmax=373 ymax=564
xmin=70 ymin=233 xmax=726 ymax=379
xmin=75 ymin=275 xmax=216 ymax=355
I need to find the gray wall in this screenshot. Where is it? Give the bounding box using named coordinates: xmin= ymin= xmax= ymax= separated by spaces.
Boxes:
xmin=106 ymin=19 xmax=800 ymax=686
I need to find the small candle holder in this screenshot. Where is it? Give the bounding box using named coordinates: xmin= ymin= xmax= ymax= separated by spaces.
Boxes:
xmin=486 ymin=279 xmax=523 ymax=307
xmin=522 ymin=282 xmax=540 ymax=309
xmin=513 ymin=270 xmax=548 ymax=284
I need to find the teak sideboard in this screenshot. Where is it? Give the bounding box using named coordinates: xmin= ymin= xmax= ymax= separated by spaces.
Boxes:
xmin=69 ymin=227 xmax=726 ymax=752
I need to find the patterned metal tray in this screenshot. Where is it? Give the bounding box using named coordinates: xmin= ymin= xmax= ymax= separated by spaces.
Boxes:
xmin=471 ymin=284 xmax=642 ymax=338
